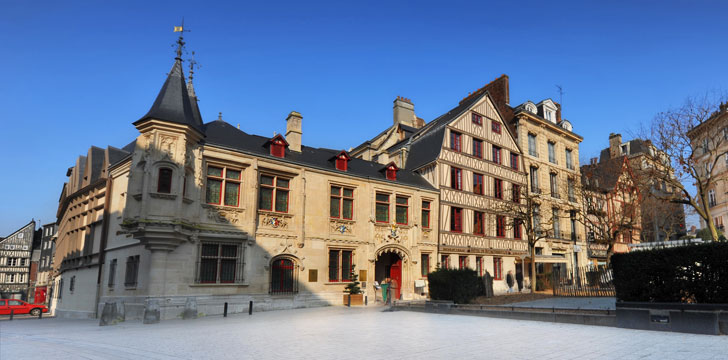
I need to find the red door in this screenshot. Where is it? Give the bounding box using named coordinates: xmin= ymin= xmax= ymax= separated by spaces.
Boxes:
xmin=35 ymin=287 xmax=47 ymax=304
xmin=390 ymin=259 xmax=402 ymax=300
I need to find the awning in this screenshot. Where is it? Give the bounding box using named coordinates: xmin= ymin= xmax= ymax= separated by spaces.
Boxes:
xmin=534 ymin=255 xmax=569 ymax=264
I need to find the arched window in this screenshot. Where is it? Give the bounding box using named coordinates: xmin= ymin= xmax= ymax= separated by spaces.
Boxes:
xmin=270 ymin=258 xmax=298 ymax=294
xmin=157 ymin=168 xmax=173 ymax=193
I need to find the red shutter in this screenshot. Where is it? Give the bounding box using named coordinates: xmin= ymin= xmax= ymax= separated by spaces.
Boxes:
xmin=336 ymin=157 xmax=348 ymax=171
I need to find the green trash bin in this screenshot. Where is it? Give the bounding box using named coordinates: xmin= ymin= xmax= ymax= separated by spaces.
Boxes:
xmin=381 ymin=283 xmax=389 ymax=303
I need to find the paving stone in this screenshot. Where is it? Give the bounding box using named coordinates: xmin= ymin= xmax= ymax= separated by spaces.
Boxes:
xmin=1 ymin=306 xmax=726 ymax=359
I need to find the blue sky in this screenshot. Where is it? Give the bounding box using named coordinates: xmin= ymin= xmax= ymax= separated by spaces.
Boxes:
xmin=1 ymin=0 xmax=726 ymax=235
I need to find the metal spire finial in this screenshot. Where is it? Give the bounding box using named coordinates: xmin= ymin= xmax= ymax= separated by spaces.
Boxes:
xmin=188 ymin=51 xmax=199 ymax=84
xmin=173 ymin=18 xmax=189 ymax=61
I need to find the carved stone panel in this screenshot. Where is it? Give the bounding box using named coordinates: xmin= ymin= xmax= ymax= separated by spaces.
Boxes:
xmin=374 ymin=224 xmax=408 ymax=244
xmin=204 ymin=205 xmax=244 ymax=224
xmin=259 ymin=212 xmax=293 ymax=230
xmin=329 ymin=219 xmax=355 ymax=236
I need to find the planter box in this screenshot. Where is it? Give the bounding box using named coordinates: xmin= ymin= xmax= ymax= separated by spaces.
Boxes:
xmin=343 ymin=294 xmax=364 ymax=306
xmin=616 ymin=302 xmax=728 ymax=335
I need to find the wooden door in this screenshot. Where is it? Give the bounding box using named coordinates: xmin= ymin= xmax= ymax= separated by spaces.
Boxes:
xmin=390 ymin=259 xmax=402 ymax=300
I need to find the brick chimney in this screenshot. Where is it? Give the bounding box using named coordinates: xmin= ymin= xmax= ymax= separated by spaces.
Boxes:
xmin=609 ymin=133 xmax=622 ymax=159
xmin=393 ymin=96 xmax=415 ymax=127
xmin=286 ymin=111 xmax=302 ymax=152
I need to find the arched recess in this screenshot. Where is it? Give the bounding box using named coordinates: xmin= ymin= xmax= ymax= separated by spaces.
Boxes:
xmin=269 ymin=255 xmax=299 ymax=295
xmin=375 ymin=244 xmax=410 ymax=262
xmin=151 ymin=160 xmax=180 ymax=194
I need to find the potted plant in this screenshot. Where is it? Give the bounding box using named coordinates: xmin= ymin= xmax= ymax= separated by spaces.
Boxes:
xmin=343 ymin=265 xmax=364 ymax=306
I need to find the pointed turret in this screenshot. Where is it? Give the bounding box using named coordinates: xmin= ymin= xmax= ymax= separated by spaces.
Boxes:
xmin=134 ymin=33 xmax=204 ymax=133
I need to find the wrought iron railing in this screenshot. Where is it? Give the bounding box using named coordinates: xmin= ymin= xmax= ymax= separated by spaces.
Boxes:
xmin=552 ymin=265 xmax=614 ymax=297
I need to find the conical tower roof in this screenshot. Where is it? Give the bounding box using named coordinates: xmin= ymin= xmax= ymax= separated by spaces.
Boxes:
xmin=135 ymin=58 xmax=204 ymax=133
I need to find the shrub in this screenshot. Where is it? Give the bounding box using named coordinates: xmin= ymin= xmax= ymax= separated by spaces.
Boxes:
xmin=611 ymin=242 xmax=728 ymax=303
xmin=536 ymin=272 xmax=552 ymax=291
xmin=427 ymin=268 xmax=480 ymax=304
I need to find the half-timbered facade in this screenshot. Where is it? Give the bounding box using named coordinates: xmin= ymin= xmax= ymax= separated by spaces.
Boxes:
xmin=381 ymin=89 xmax=529 ymax=294
xmin=0 ymin=221 xmax=37 ymax=300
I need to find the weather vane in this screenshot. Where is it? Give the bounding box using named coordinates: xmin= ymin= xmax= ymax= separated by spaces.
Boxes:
xmin=173 ymin=18 xmax=191 ymax=60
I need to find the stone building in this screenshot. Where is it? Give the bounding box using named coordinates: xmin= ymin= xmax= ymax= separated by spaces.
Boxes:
xmin=593 ymin=134 xmax=686 ymax=246
xmin=33 ymin=223 xmax=57 ymax=305
xmin=51 ymin=36 xmax=439 ymax=320
xmin=581 ymin=154 xmax=642 ymax=264
xmin=687 ymin=102 xmax=728 ymax=234
xmin=0 ymin=221 xmax=37 ymax=300
xmin=350 ymin=96 xmax=425 ymax=165
xmin=353 ymin=78 xmax=529 ymax=293
xmin=52 ymin=143 xmax=129 ymax=318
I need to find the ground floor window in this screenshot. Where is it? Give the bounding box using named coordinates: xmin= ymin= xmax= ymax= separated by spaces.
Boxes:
xmin=441 ymin=255 xmax=450 ymax=269
xmin=493 ymin=257 xmax=503 ymax=280
xmin=421 ymin=253 xmax=430 ymax=277
xmin=124 ymin=255 xmax=140 ymax=287
xmin=328 ymin=249 xmax=353 ymax=282
xmin=476 ymin=257 xmax=484 ymax=276
xmin=270 ymin=258 xmax=298 ymax=294
xmin=196 ymin=243 xmax=243 ymax=284
xmin=459 ymin=256 xmax=468 ymax=269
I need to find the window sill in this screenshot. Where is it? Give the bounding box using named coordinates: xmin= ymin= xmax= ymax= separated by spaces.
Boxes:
xmin=203 ymin=203 xmax=244 ymax=212
xmin=324 ymin=282 xmax=351 ymax=285
xmin=150 ymin=192 xmax=177 ymax=200
xmin=189 ymin=283 xmax=248 ymax=287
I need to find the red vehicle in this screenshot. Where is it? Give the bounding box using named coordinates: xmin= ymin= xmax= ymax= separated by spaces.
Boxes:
xmin=0 ymin=299 xmax=49 ymax=316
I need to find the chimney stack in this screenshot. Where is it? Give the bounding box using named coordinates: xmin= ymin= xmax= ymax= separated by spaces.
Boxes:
xmin=393 ymin=96 xmax=415 ymax=127
xmin=286 ymin=111 xmax=302 ymax=152
xmin=590 ymin=157 xmax=598 ymax=165
xmin=609 ymin=133 xmax=622 ymax=159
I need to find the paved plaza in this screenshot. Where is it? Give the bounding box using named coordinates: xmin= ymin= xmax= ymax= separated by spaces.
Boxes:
xmin=1 ymin=306 xmax=726 ymax=359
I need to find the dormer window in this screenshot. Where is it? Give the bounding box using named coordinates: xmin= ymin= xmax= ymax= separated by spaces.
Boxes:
xmin=333 ymin=151 xmax=351 ymax=171
xmin=383 ymin=162 xmax=399 ymax=181
xmin=268 ymin=134 xmax=289 ymax=158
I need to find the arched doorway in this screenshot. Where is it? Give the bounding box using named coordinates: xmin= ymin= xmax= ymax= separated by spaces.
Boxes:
xmin=270 ymin=257 xmax=298 ymax=295
xmin=375 ymin=252 xmax=403 ymax=301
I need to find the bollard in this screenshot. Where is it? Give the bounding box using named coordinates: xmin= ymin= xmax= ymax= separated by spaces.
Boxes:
xmin=224 ymin=302 xmax=228 ymax=317
xmin=365 ymin=296 xmax=368 ymax=306
xmin=347 ymin=295 xmax=351 ymax=307
xmin=9 ymin=309 xmax=14 ymax=321
xmin=248 ymin=301 xmax=253 ymax=315
xmin=39 ymin=310 xmax=43 ymax=319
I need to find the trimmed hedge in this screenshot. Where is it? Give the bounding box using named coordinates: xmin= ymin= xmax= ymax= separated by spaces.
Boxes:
xmin=427 ymin=268 xmax=481 ymax=304
xmin=612 ymin=242 xmax=728 ymax=303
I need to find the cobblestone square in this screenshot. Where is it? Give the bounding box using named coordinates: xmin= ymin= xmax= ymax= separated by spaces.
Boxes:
xmin=1 ymin=306 xmax=726 ymax=359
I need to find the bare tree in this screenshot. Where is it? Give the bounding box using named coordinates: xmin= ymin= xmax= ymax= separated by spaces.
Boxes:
xmin=579 ymin=157 xmax=643 ymax=263
xmin=639 ymin=194 xmax=686 ymax=242
xmin=640 ymin=94 xmax=728 ymax=241
xmin=495 ymin=184 xmax=554 ymax=291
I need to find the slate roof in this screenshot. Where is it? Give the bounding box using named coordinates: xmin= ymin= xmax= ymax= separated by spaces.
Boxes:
xmin=387 ymin=91 xmax=488 ymax=170
xmin=135 ymin=59 xmax=204 ymax=133
xmin=202 ymin=121 xmax=436 ymax=190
